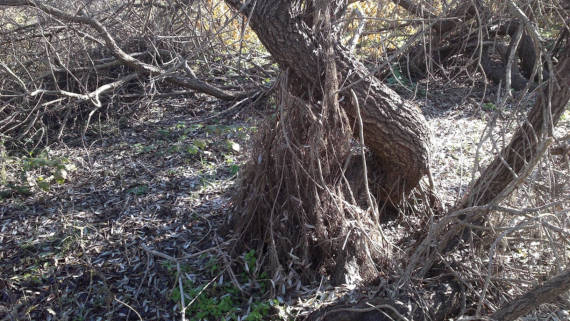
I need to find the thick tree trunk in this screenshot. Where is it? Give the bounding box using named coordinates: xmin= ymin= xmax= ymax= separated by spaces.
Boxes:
xmin=224 ymin=0 xmax=431 ymax=285
xmin=394 ymin=0 xmax=481 ymax=75
xmin=226 ymin=0 xmax=431 ymax=204
xmin=394 ymin=0 xmax=542 ymax=89
xmin=491 ymin=268 xmax=570 ymax=321
xmin=480 ymin=45 xmax=529 ymax=91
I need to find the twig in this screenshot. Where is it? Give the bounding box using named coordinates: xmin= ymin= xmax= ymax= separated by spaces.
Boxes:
xmin=349 ymin=89 xmax=376 ymax=219
xmin=183 ymin=273 xmax=221 ymax=313
xmin=114 ymin=297 xmax=143 ymax=321
xmin=30 ymin=73 xmax=139 ymax=107
xmin=140 ymin=244 xmax=186 ymax=321
xmin=4 ymin=0 xmax=254 ymax=100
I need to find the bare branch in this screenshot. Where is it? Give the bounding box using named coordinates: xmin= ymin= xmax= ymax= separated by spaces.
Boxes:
xmin=29 ymin=72 xmax=139 ymax=107
xmin=491 ymin=269 xmax=570 ymax=321
xmin=3 ymin=0 xmax=254 ymax=100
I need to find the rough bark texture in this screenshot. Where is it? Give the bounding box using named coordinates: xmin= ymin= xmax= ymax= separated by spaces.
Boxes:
xmin=224 ymin=0 xmax=431 ymax=286
xmin=303 ymin=280 xmax=463 ymax=321
xmin=226 ymin=0 xmax=431 ymax=203
xmin=428 ymin=38 xmax=570 ymax=262
xmin=303 ymin=298 xmax=404 ymax=321
xmin=501 ymin=22 xmax=543 ymax=79
xmin=491 ymin=269 xmax=570 ymax=321
xmin=395 ymin=0 xmax=481 ymax=76
xmin=481 ymin=45 xmax=529 ymax=91
xmin=394 ymin=0 xmax=544 ymax=90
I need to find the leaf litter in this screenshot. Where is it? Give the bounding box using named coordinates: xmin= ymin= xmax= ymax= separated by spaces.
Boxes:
xmin=0 ymin=86 xmax=568 ymax=321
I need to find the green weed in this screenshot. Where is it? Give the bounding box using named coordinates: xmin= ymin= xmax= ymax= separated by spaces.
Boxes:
xmin=165 ymin=251 xmax=279 ymax=321
xmin=0 ymin=149 xmax=76 ymax=198
xmin=483 ymin=103 xmax=497 ymax=111
xmin=386 ymin=64 xmax=426 ymax=97
xmin=126 ymin=185 xmax=149 ymax=195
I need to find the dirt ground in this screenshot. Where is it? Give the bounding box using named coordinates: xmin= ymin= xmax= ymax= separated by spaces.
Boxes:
xmin=1 ymin=83 xmax=569 ymax=320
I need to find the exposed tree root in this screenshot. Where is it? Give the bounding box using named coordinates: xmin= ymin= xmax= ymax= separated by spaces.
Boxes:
xmin=231 ymin=71 xmax=389 ymax=286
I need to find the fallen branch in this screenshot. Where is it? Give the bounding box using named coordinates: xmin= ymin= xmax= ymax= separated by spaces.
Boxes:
xmin=491 ymin=269 xmax=570 ymax=321
xmin=29 ymin=72 xmax=139 ymax=107
xmin=1 ymin=0 xmax=254 ymax=101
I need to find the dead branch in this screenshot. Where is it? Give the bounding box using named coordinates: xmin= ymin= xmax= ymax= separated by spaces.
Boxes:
xmin=29 ymin=72 xmax=138 ymax=107
xmin=491 ymin=268 xmax=570 ymax=321
xmin=5 ymin=0 xmax=253 ymax=100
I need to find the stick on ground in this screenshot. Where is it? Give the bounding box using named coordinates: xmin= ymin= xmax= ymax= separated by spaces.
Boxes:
xmin=491 ymin=268 xmax=570 ymax=321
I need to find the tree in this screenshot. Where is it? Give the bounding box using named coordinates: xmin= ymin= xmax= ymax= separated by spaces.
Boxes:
xmin=1 ymin=0 xmax=568 ymax=319
xmin=222 ymin=0 xmax=570 ymax=314
xmin=224 ymin=0 xmax=431 ymax=284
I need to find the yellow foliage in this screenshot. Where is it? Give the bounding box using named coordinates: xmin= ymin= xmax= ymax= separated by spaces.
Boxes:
xmin=200 ymin=0 xmax=262 ymax=52
xmin=344 ymin=0 xmax=424 ymax=58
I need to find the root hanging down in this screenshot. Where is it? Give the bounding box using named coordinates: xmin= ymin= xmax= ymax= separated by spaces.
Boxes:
xmin=230 ymin=70 xmax=392 ymax=287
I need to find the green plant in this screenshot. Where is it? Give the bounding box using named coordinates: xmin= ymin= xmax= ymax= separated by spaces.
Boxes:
xmin=168 ymin=273 xmax=240 ymax=321
xmin=205 ymin=256 xmax=220 ymax=275
xmin=386 ymin=64 xmax=408 ymax=86
xmin=483 ymin=102 xmax=497 ymax=111
xmin=126 ymin=185 xmax=148 ymax=195
xmin=165 ymin=252 xmax=278 ymax=321
xmin=224 ymin=155 xmax=241 ymax=176
xmin=133 ymin=143 xmax=157 ymax=154
xmin=186 ymin=144 xmax=199 ymax=155
xmin=244 ymin=249 xmax=256 ymax=273
xmin=228 ymin=164 xmax=240 ymax=176
xmin=226 ymin=140 xmax=241 ymax=152
xmin=171 ymin=281 xmax=277 ymax=321
xmin=1 ymin=151 xmax=76 ymax=198
xmin=560 ymin=108 xmax=569 ymax=121
xmin=245 ymin=300 xmax=277 ymax=321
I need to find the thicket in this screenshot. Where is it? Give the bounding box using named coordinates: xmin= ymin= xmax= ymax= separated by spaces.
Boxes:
xmin=0 ymin=0 xmax=568 ymax=320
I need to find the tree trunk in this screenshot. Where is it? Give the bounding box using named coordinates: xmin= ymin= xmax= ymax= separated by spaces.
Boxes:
xmin=226 ymin=0 xmax=431 ymax=204
xmin=491 ymin=268 xmax=570 ymax=321
xmin=463 ymin=46 xmax=570 ymax=207
xmin=431 ymin=37 xmax=570 ymax=260
xmin=224 ymin=0 xmax=431 ymax=285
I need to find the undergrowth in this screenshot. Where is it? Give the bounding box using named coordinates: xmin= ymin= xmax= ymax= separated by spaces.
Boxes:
xmin=162 ymin=250 xmax=280 ymax=321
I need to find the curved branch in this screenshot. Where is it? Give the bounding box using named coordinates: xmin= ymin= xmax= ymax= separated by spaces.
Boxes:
xmin=1 ymin=0 xmax=253 ymax=100
xmin=491 ymin=269 xmax=570 ymax=321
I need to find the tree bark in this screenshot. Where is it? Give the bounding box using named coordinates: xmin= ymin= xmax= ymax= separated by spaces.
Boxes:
xmin=226 ymin=0 xmax=431 ymax=203
xmin=225 ymin=0 xmax=431 ymax=285
xmin=429 ymin=37 xmax=570 ymax=261
xmin=480 ymin=45 xmax=529 ymax=91
xmin=491 ymin=269 xmax=570 ymax=321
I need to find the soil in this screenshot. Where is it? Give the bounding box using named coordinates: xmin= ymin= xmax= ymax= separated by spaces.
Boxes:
xmin=1 ymin=82 xmax=568 ymax=321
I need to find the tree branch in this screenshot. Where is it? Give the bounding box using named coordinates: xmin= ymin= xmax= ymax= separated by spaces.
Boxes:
xmin=2 ymin=0 xmax=254 ymax=100
xmin=491 ymin=269 xmax=570 ymax=321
